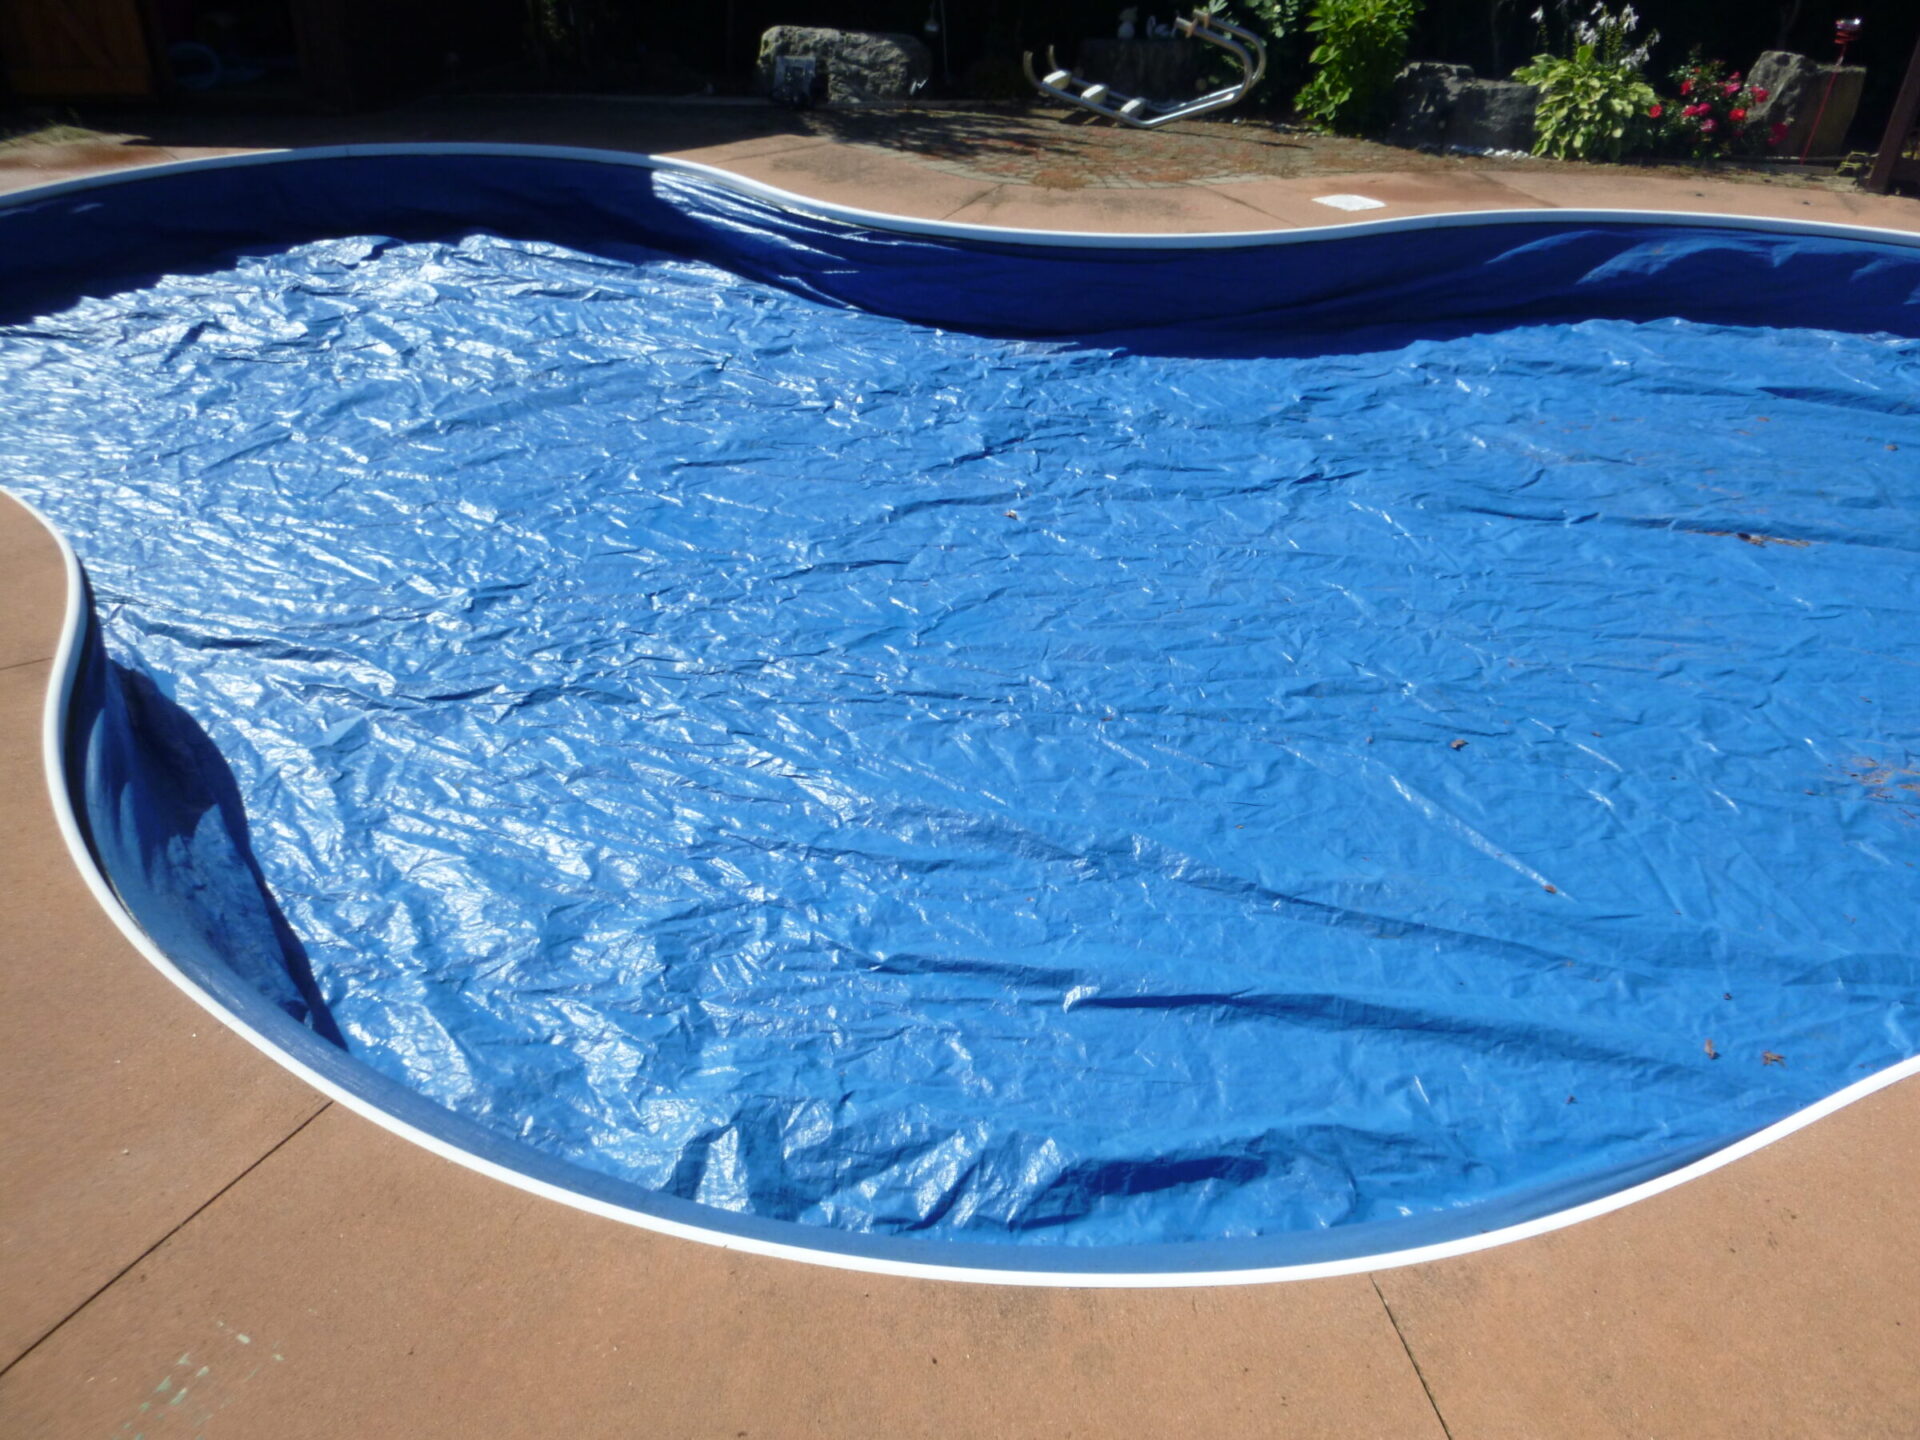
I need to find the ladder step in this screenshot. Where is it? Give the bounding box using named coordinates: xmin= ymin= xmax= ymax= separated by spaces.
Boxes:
xmin=1028 ymin=10 xmax=1267 ymax=128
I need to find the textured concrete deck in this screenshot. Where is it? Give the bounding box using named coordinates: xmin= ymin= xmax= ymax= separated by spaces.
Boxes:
xmin=2 ymin=105 xmax=1919 ymax=1438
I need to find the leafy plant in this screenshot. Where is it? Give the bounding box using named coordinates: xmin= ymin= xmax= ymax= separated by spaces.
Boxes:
xmin=1293 ymin=0 xmax=1424 ymax=134
xmin=523 ymin=0 xmax=621 ymax=83
xmin=1234 ymin=0 xmax=1310 ymax=32
xmin=1193 ymin=0 xmax=1309 ymax=111
xmin=1227 ymin=0 xmax=1310 ymax=59
xmin=1513 ymin=2 xmax=1658 ymax=161
xmin=1658 ymin=57 xmax=1781 ymax=159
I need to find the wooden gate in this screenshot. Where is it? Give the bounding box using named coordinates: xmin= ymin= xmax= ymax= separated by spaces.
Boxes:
xmin=0 ymin=0 xmax=155 ymax=99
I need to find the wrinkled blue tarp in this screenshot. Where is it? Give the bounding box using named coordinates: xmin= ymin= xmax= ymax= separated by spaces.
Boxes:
xmin=5 ymin=155 xmax=1920 ymax=1268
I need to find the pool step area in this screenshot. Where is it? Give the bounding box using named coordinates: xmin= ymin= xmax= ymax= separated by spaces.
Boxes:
xmin=1022 ymin=10 xmax=1267 ymax=130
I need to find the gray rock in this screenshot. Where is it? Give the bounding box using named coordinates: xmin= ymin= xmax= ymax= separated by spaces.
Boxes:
xmin=755 ymin=27 xmax=931 ymax=105
xmin=1389 ymin=62 xmax=1474 ymax=149
xmin=1747 ymin=50 xmax=1866 ymax=158
xmin=767 ymin=54 xmax=818 ymax=108
xmin=1445 ymin=79 xmax=1539 ymax=154
xmin=1746 ymin=50 xmax=1817 ymax=130
xmin=1075 ymin=38 xmax=1202 ymax=99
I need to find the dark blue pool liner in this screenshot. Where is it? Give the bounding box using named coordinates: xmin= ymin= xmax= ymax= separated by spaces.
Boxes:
xmin=6 ymin=152 xmax=1920 ymax=343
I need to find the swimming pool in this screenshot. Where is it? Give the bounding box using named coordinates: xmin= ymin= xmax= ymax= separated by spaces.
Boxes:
xmin=7 ymin=149 xmax=1919 ymax=1281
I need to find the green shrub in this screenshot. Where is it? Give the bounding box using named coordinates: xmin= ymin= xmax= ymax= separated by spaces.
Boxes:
xmin=1216 ymin=0 xmax=1312 ymax=109
xmin=1514 ymin=3 xmax=1659 ymax=162
xmin=1292 ymin=0 xmax=1423 ymax=134
xmin=1215 ymin=0 xmax=1309 ymax=52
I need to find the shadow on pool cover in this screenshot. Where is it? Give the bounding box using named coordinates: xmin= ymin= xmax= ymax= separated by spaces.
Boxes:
xmin=8 ymin=150 xmax=1920 ymax=1275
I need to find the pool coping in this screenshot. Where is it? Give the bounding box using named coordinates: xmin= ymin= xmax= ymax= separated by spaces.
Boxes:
xmin=7 ymin=143 xmax=1920 ymax=1287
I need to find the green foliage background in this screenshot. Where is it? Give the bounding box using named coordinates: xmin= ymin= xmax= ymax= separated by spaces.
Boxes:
xmin=1293 ymin=0 xmax=1424 ymax=132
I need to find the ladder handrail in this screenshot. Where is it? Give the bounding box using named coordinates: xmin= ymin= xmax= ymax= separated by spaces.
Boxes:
xmin=1022 ymin=9 xmax=1268 ymax=131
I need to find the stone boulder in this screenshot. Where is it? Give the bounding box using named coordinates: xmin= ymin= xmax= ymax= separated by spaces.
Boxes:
xmin=1445 ymin=79 xmax=1539 ymax=154
xmin=1388 ymin=62 xmax=1474 ymax=149
xmin=755 ymin=27 xmax=931 ymax=105
xmin=1747 ymin=50 xmax=1866 ymax=158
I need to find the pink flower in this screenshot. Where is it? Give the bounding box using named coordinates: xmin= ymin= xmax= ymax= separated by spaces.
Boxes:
xmin=1680 ymin=79 xmax=1693 ymax=95
xmin=1683 ymin=103 xmax=1709 ymax=117
xmin=1724 ymin=81 xmax=1741 ymax=96
xmin=1702 ymin=118 xmax=1718 ymax=133
xmin=1770 ymin=121 xmax=1789 ymax=142
xmin=1648 ymin=102 xmax=1664 ymax=118
xmin=1751 ymin=87 xmax=1769 ymax=101
xmin=1730 ymin=107 xmax=1747 ymax=122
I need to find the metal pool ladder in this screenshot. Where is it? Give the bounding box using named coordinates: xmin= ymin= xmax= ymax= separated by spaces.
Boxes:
xmin=1023 ymin=10 xmax=1267 ymax=130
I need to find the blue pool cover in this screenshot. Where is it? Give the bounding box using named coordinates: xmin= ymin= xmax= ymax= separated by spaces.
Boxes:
xmin=4 ymin=154 xmax=1920 ymax=1270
